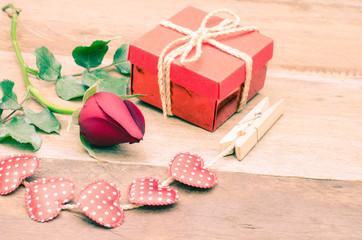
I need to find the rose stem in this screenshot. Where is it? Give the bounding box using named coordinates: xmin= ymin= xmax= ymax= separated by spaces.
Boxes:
xmin=66 ymin=63 xmax=116 ymax=77
xmin=3 ymin=4 xmax=76 ymax=115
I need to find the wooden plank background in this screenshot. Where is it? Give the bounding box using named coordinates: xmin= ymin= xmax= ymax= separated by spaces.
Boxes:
xmin=0 ymin=0 xmax=361 ymax=239
xmin=1 ymin=0 xmax=361 ymax=77
xmin=1 ymin=159 xmax=362 ymax=240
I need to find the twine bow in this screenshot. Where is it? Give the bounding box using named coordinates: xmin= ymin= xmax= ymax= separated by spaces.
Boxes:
xmin=157 ymin=9 xmax=259 ymax=117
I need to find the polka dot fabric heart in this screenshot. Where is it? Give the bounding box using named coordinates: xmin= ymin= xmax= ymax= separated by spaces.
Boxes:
xmin=25 ymin=177 xmax=75 ymax=222
xmin=0 ymin=154 xmax=39 ymax=195
xmin=128 ymin=177 xmax=180 ymax=206
xmin=75 ymin=180 xmax=125 ymax=228
xmin=169 ymin=152 xmax=217 ymax=188
xmin=1 ymin=150 xmax=222 ymax=229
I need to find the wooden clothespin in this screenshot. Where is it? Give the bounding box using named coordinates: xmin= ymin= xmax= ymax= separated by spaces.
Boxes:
xmin=220 ymin=97 xmax=285 ymax=160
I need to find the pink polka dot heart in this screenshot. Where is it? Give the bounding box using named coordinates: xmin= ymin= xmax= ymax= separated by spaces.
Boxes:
xmin=169 ymin=152 xmax=217 ymax=188
xmin=0 ymin=154 xmax=39 ymax=195
xmin=128 ymin=177 xmax=180 ymax=206
xmin=25 ymin=177 xmax=75 ymax=222
xmin=75 ymin=180 xmax=124 ymax=228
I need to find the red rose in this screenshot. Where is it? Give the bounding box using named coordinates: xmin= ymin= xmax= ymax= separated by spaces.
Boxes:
xmin=78 ymin=92 xmax=145 ymax=147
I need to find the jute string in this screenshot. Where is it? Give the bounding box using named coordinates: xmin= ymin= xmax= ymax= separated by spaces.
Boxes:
xmin=157 ymin=9 xmax=259 ymax=117
xmin=29 ymin=114 xmax=263 ymax=212
xmin=120 ymin=112 xmax=262 ymax=210
xmin=51 ymin=140 xmax=234 ymax=211
xmin=53 ymin=10 xmax=260 ymax=212
xmin=118 ymin=143 xmax=236 ymax=211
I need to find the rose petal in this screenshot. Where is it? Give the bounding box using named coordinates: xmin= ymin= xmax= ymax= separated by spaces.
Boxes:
xmin=123 ymin=100 xmax=145 ymax=135
xmin=80 ymin=118 xmax=138 ymax=146
xmin=79 ymin=96 xmax=136 ymax=146
xmin=94 ymin=92 xmax=143 ymax=140
xmin=80 ymin=94 xmax=132 ymax=130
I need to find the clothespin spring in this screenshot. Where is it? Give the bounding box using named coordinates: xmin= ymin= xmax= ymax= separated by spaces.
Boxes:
xmin=237 ymin=112 xmax=262 ymax=126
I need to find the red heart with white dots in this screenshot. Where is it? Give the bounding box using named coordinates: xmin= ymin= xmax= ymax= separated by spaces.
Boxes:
xmin=0 ymin=154 xmax=39 ymax=195
xmin=169 ymin=152 xmax=217 ymax=188
xmin=75 ymin=180 xmax=124 ymax=228
xmin=24 ymin=177 xmax=75 ymax=222
xmin=128 ymin=177 xmax=180 ymax=206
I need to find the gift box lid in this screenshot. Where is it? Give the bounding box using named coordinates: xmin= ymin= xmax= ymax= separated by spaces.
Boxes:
xmin=129 ymin=6 xmax=273 ymax=101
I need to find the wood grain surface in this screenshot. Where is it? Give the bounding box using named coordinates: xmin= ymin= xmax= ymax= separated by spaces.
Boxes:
xmin=0 ymin=0 xmax=361 ymax=239
xmin=1 ymin=158 xmax=361 ymax=240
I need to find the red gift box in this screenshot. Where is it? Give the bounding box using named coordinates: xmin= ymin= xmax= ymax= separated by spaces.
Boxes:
xmin=128 ymin=6 xmax=273 ymax=131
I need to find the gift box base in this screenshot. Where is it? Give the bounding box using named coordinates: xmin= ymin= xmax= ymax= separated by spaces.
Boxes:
xmin=131 ymin=64 xmax=268 ymax=132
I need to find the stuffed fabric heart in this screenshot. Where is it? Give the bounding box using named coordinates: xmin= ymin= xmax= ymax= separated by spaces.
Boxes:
xmin=0 ymin=154 xmax=39 ymax=195
xmin=25 ymin=177 xmax=75 ymax=222
xmin=1 ymin=151 xmax=222 ymax=229
xmin=76 ymin=180 xmax=125 ymax=228
xmin=169 ymin=152 xmax=217 ymax=188
xmin=128 ymin=177 xmax=180 ymax=206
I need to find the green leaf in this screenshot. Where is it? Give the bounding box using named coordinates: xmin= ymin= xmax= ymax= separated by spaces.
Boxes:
xmin=66 ymin=107 xmax=82 ymax=132
xmin=99 ymin=78 xmax=128 ymax=96
xmin=72 ymin=40 xmax=110 ymax=70
xmin=56 ymin=75 xmax=87 ymax=100
xmin=82 ymin=70 xmax=128 ymax=96
xmin=119 ymin=94 xmax=144 ymax=100
xmin=80 ymin=134 xmax=103 ymax=162
xmin=0 ymin=80 xmax=21 ymax=110
xmin=82 ymin=81 xmax=99 ymax=104
xmin=92 ymin=70 xmax=128 ymax=96
xmin=113 ymin=44 xmax=129 ymax=63
xmin=113 ymin=43 xmax=131 ymax=75
xmin=33 ymin=46 xmax=62 ymax=81
xmin=23 ymin=108 xmax=61 ymax=134
xmin=81 ymin=70 xmax=102 ymax=87
xmin=0 ymin=117 xmax=42 ymax=151
xmin=0 ymin=123 xmax=8 ymax=140
xmin=115 ymin=62 xmax=131 ymax=76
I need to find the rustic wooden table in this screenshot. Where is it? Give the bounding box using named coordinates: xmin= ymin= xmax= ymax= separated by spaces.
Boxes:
xmin=0 ymin=0 xmax=361 ymax=239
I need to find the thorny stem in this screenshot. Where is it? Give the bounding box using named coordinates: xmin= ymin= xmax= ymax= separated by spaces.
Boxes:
xmin=2 ymin=4 xmax=77 ymax=115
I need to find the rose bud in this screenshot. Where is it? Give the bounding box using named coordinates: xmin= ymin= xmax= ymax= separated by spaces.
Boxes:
xmin=78 ymin=92 xmax=145 ymax=147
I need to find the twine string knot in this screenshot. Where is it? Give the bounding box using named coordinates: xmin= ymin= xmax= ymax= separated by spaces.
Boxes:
xmin=157 ymin=9 xmax=259 ymax=117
